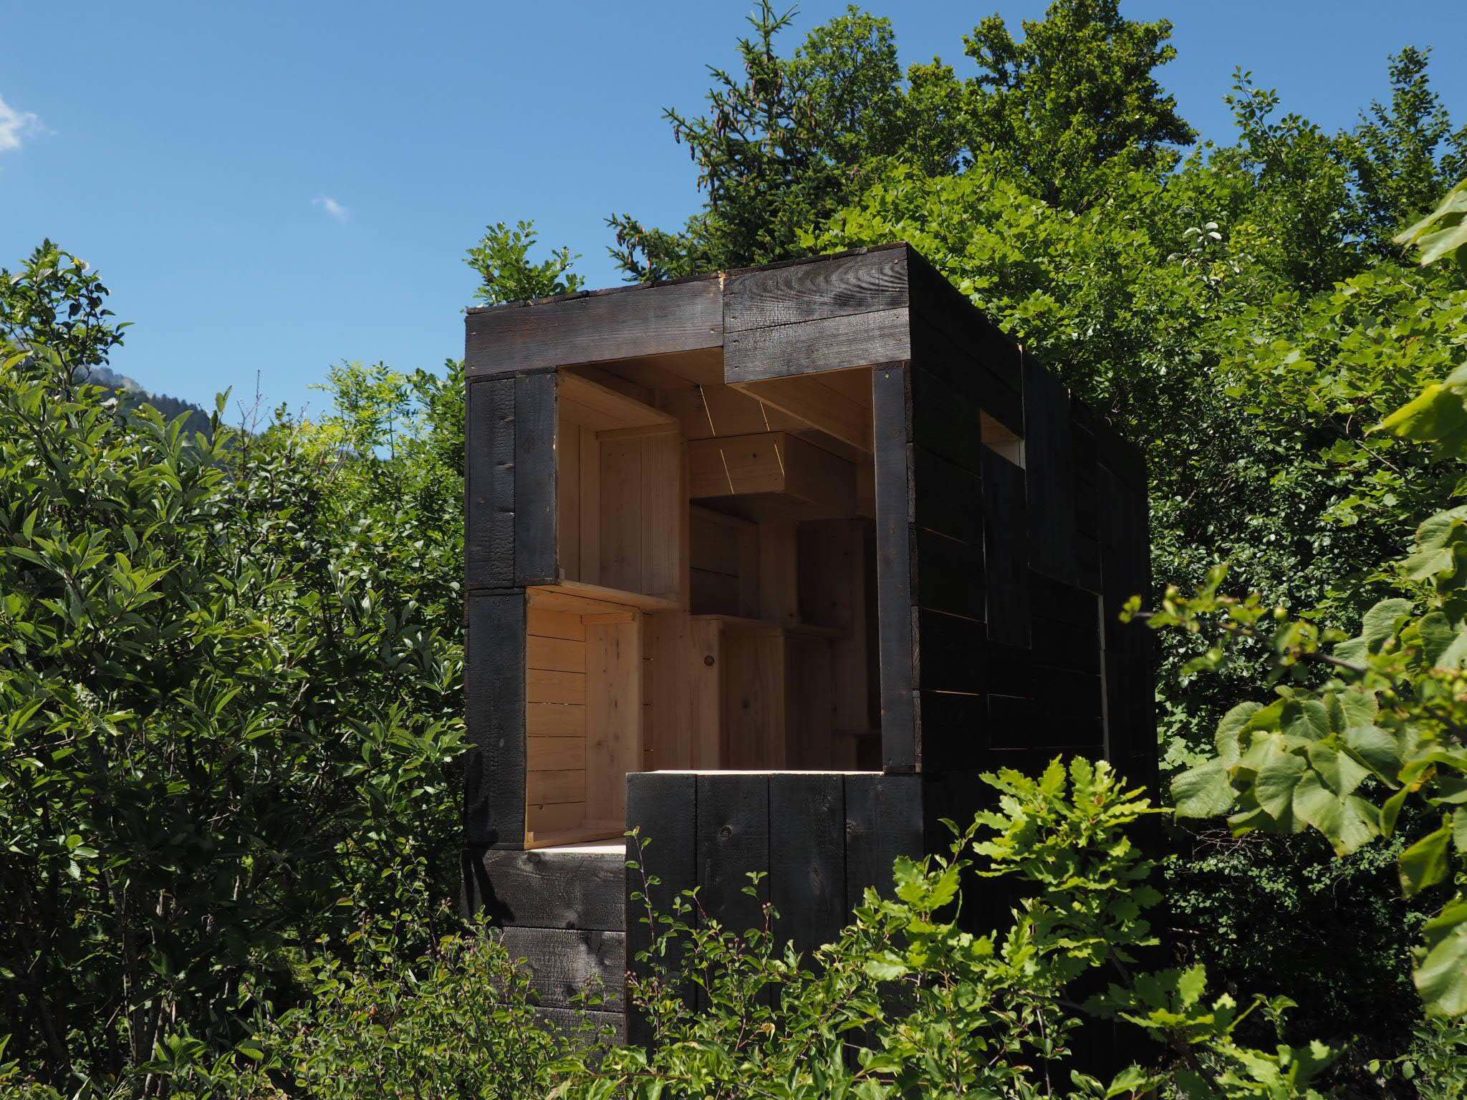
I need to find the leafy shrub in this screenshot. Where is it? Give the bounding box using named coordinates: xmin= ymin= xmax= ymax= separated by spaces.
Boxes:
xmin=552 ymin=759 xmax=1331 ymax=1099
xmin=143 ymin=917 xmax=563 ymax=1100
xmin=0 ymin=245 xmax=466 ymax=1091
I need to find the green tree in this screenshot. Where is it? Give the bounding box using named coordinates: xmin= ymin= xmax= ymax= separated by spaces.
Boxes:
xmin=959 ymin=0 xmax=1194 ymax=209
xmin=1155 ymin=179 xmax=1467 ymax=1020
xmin=0 ymin=244 xmax=466 ymax=1091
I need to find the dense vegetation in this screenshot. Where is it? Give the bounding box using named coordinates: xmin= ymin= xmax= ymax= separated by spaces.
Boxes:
xmin=4 ymin=0 xmax=1467 ymax=1094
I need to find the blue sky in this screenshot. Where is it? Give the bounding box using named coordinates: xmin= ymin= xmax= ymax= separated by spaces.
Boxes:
xmin=2 ymin=1 xmax=1464 ymax=418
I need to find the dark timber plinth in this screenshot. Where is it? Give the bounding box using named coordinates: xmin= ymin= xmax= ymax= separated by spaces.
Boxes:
xmin=461 ymin=244 xmax=1155 ymax=1042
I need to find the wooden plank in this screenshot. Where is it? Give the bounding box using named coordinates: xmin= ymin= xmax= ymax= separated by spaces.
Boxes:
xmin=913 ymin=528 xmax=985 ymax=621
xmin=598 ymin=435 xmax=643 ymax=594
xmin=909 ymin=365 xmax=984 ymax=476
xmin=981 ymin=450 xmax=1031 ymax=649
xmin=843 ymin=774 xmax=924 ymax=909
xmin=528 ymin=668 xmax=586 ymax=705
xmin=560 ymin=371 xmax=677 ymax=432
xmin=696 ymin=774 xmax=770 ymax=935
xmin=721 ymin=627 xmax=786 ymax=769
xmin=906 ymin=248 xmax=1022 ymax=395
xmin=909 ymin=305 xmax=1023 ymax=437
xmin=557 ymin=414 xmax=582 ymax=580
xmin=640 ymin=430 xmax=685 ymax=602
xmin=585 ymin=616 xmax=642 ymax=824
xmin=529 ymin=608 xmax=586 ymax=641
xmin=527 ymin=702 xmax=585 ymax=738
xmin=465 ymin=592 xmax=527 ymax=847
xmin=528 ymin=581 xmax=680 ymax=614
xmin=912 ymin=446 xmax=984 ymax=546
xmin=1023 ymin=357 xmax=1077 ymax=584
xmin=626 ymin=772 xmax=697 ymax=1046
xmin=671 ymin=383 xmax=801 ymax=440
xmin=527 ymin=634 xmax=584 ymax=673
xmin=730 ymin=373 xmax=872 ymax=453
xmin=528 ymin=768 xmax=587 ymax=806
xmin=527 ymin=734 xmax=584 ymax=771
xmin=687 ymin=431 xmax=857 ymax=510
xmin=466 ymin=277 xmax=723 ymax=377
xmin=769 ymin=774 xmax=845 ymax=952
xmin=872 ymin=364 xmax=916 ymax=772
xmin=689 ymin=618 xmax=723 ymax=768
xmin=725 ymin=310 xmax=910 ymax=382
xmin=915 ymin=610 xmax=986 ymax=694
xmin=515 ymin=371 xmax=558 ymax=585
xmin=500 ymin=927 xmax=625 ymax=1011
xmin=725 ymin=246 xmax=909 ymax=332
xmin=465 ymin=378 xmax=515 ymax=589
xmin=785 ymin=633 xmax=834 ymax=769
xmin=467 ymin=848 xmax=626 ymax=930
xmin=525 ymin=800 xmax=586 ymax=838
xmin=578 ymin=425 xmax=600 ymax=584
xmin=645 ymin=612 xmax=691 ymax=770
xmin=534 ymin=1006 xmax=625 ymax=1045
xmin=917 ymin=690 xmax=986 ymax=772
xmin=758 ymin=519 xmax=799 ymax=626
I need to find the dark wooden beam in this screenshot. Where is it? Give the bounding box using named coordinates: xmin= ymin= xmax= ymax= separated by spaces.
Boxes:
xmin=466 ymin=278 xmax=723 ymax=377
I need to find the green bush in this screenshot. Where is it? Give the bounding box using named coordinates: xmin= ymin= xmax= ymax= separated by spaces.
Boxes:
xmin=0 ymin=245 xmax=466 ymax=1092
xmin=553 ymin=759 xmax=1331 ymax=1100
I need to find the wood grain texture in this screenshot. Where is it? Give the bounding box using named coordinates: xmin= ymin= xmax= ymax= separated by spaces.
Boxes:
xmin=843 ymin=773 xmax=924 ymax=909
xmin=500 ymin=927 xmax=625 ymax=1010
xmin=725 ymin=310 xmax=910 ymax=382
xmin=467 ymin=848 xmax=625 ymax=930
xmin=515 ymin=371 xmax=558 ymax=585
xmin=466 ymin=277 xmax=723 ymax=377
xmin=725 ymin=246 xmax=909 ymax=332
xmin=465 ymin=592 xmax=527 ymax=847
xmin=769 ymin=774 xmax=845 ymax=951
xmin=626 ymin=772 xmax=697 ymax=1046
xmin=585 ymin=616 xmax=642 ymax=824
xmin=466 ymin=378 xmax=516 ymax=590
xmin=872 ymin=363 xmax=916 ymax=772
xmin=730 ymin=371 xmax=873 ymax=453
xmin=696 ymin=774 xmax=770 ymax=934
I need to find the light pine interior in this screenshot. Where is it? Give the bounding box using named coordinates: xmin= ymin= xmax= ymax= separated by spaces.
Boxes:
xmin=523 ymin=352 xmax=882 ymax=848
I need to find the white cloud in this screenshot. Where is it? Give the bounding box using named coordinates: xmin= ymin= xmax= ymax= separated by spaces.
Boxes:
xmin=0 ymin=94 xmax=42 ymax=155
xmin=313 ymin=195 xmax=350 ymax=222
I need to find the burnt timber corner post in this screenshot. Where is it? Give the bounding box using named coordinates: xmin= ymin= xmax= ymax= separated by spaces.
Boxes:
xmin=460 ymin=244 xmax=1155 ymax=1041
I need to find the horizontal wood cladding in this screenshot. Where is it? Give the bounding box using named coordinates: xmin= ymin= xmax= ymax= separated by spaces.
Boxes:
xmin=499 ymin=926 xmax=625 ymax=1011
xmin=466 ymin=848 xmax=626 ymax=931
xmin=725 ymin=310 xmax=910 ymax=382
xmin=466 ymin=277 xmax=723 ymax=377
xmin=725 ymin=246 xmax=909 ymax=332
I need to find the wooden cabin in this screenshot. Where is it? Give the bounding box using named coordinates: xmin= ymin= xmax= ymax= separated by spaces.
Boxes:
xmin=461 ymin=244 xmax=1154 ymax=1038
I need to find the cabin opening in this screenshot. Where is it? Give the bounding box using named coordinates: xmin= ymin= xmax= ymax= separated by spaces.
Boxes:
xmin=521 ymin=349 xmax=881 ymax=847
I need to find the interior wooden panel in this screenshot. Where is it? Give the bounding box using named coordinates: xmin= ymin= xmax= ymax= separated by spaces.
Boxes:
xmin=534 ymin=357 xmax=881 ymax=845
xmin=555 ymin=379 xmax=685 ymax=604
xmin=525 ymin=588 xmax=647 ymax=849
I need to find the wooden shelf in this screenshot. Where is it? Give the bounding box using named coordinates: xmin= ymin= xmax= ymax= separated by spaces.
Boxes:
xmin=525 ymin=820 xmax=625 ymax=850
xmin=531 ymin=580 xmax=682 ymax=614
